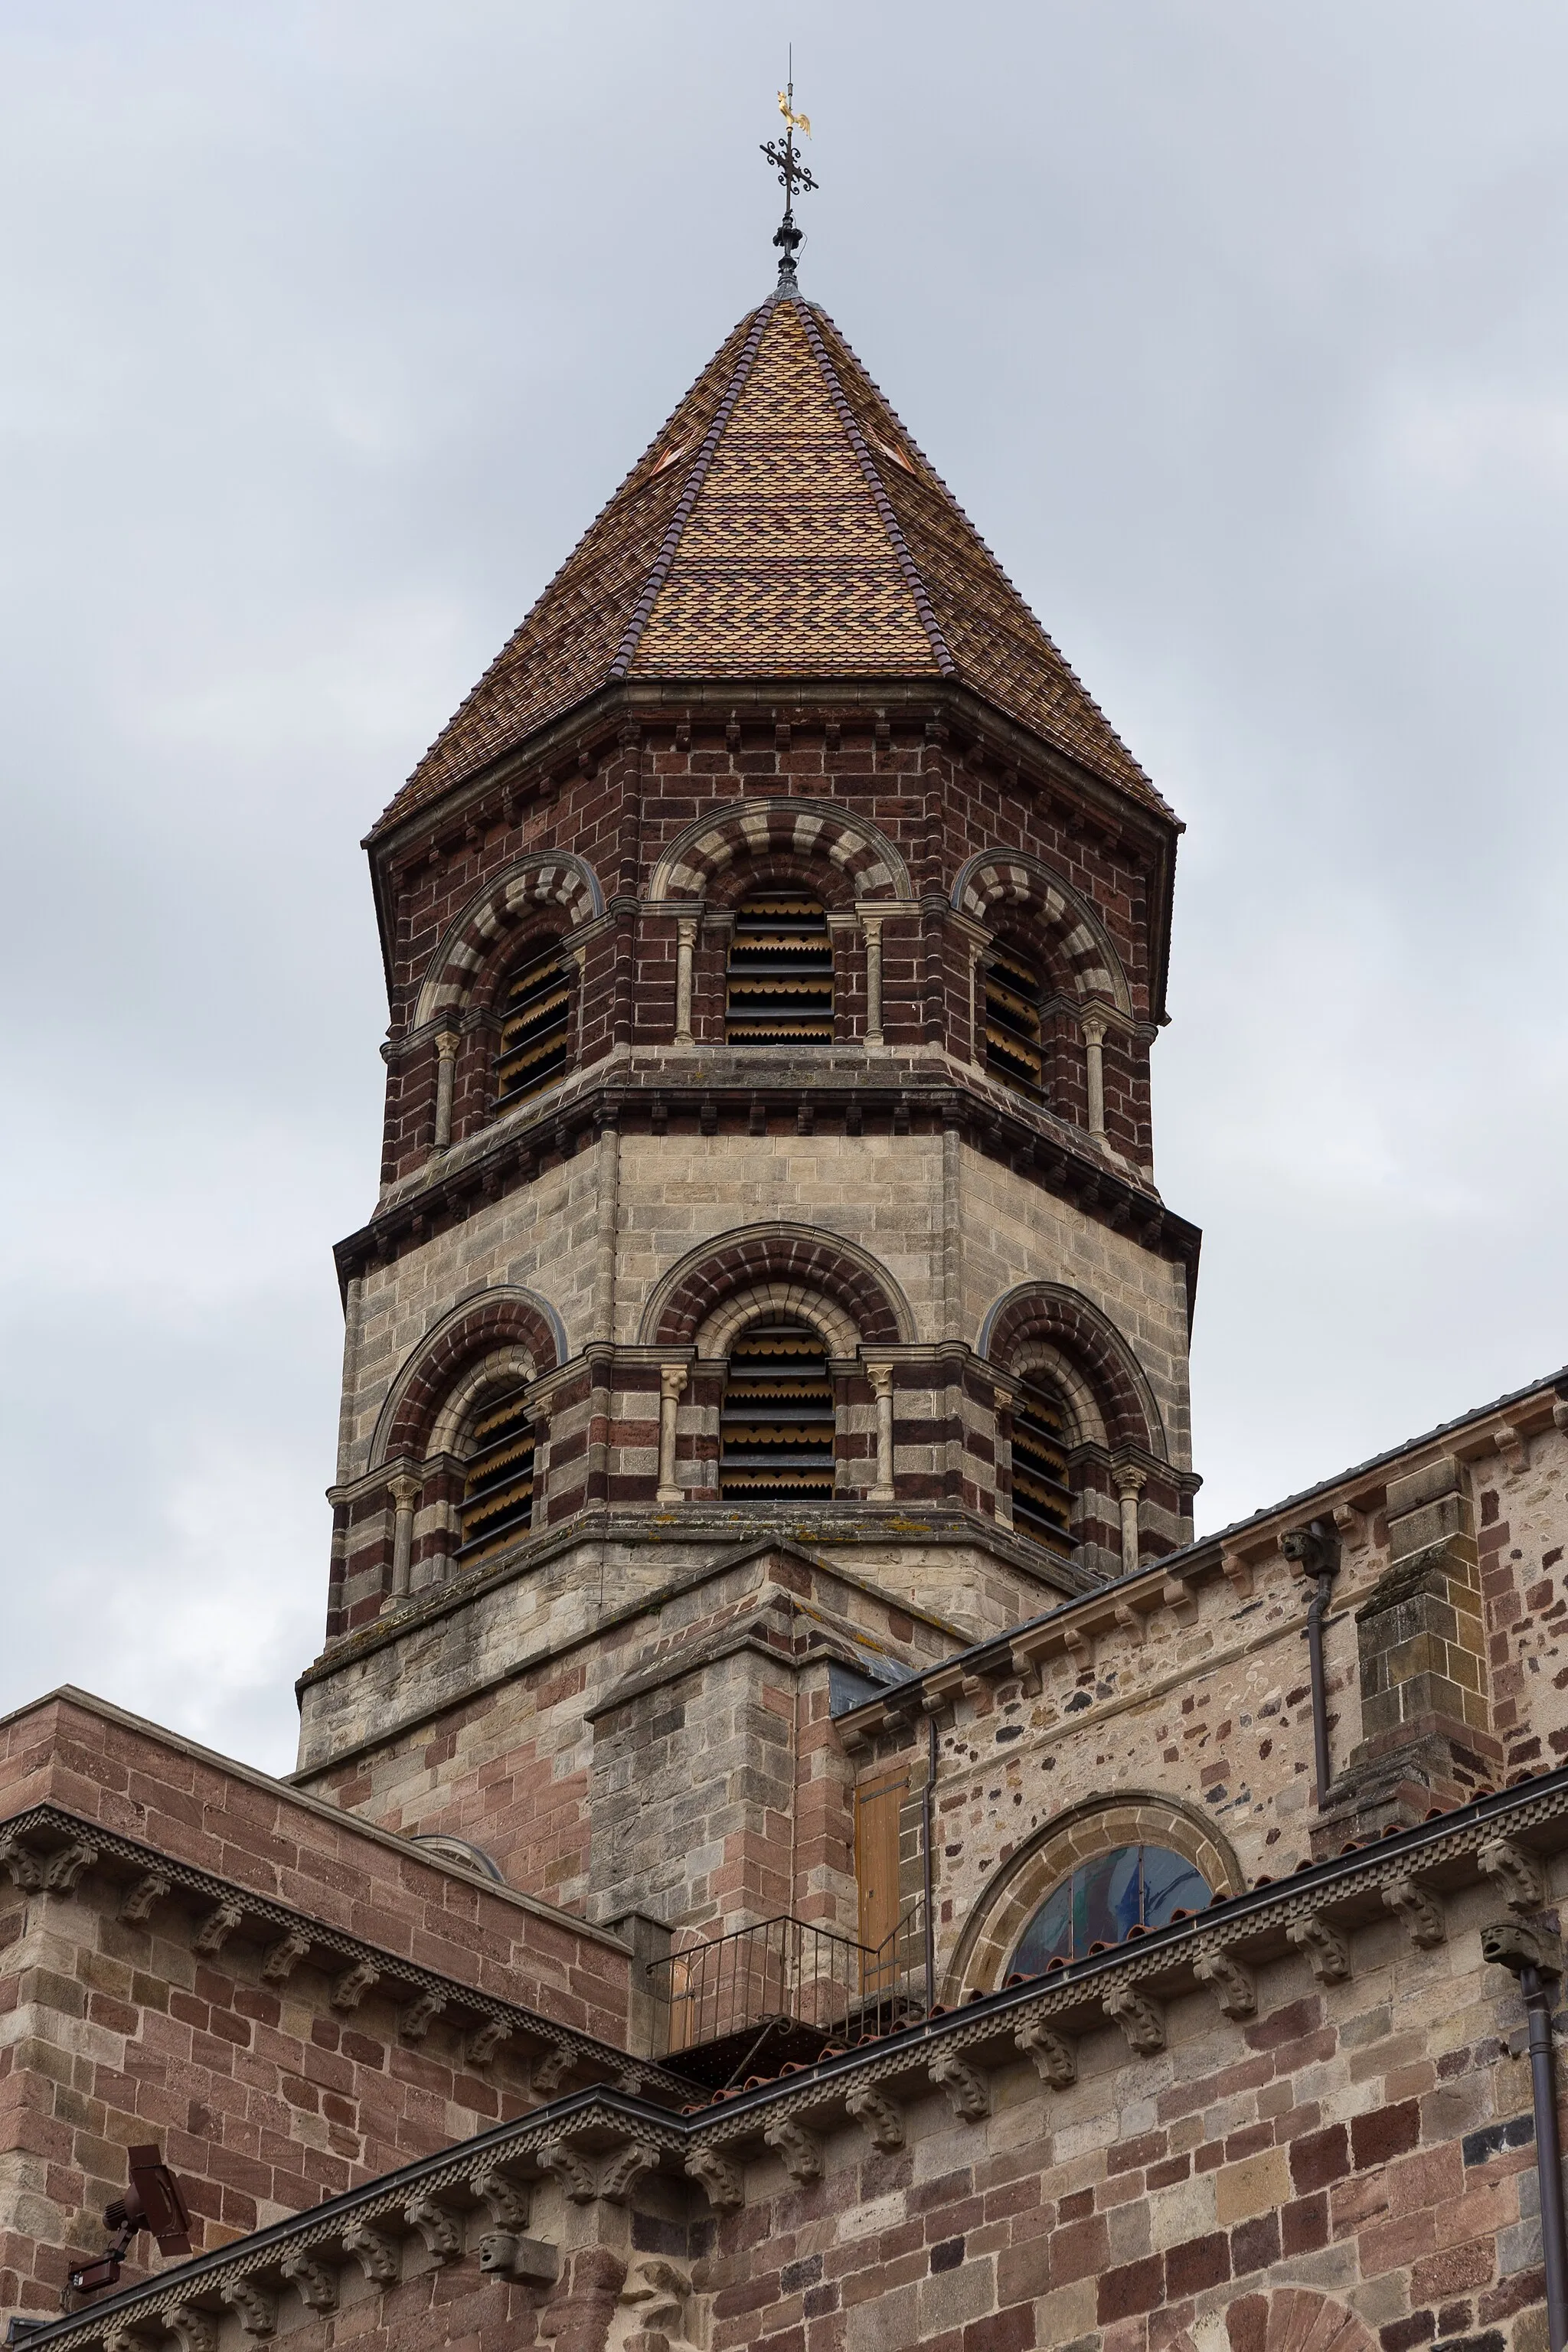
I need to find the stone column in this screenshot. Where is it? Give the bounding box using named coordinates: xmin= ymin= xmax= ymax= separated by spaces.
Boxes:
xmin=1082 ymin=1010 xmax=1109 ymax=1144
xmin=432 ymin=1029 xmax=459 ymax=1150
xmin=860 ymin=910 xmax=885 ymax=1047
xmin=867 ymin=1363 xmax=895 ymax=1501
xmin=1114 ymin=1462 xmax=1145 ymax=1576
xmin=674 ymin=919 xmax=697 ymax=1047
xmin=993 ymin=1387 xmax=1014 ymax=1528
xmin=655 ymin=1364 xmax=688 ymax=1504
xmin=387 ymin=1473 xmax=422 ymax=1604
xmin=592 ymin=1116 xmax=619 ymax=1344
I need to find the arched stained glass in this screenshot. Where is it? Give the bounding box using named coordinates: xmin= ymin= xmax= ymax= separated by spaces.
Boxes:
xmin=1011 ymin=1844 xmax=1211 ymax=1974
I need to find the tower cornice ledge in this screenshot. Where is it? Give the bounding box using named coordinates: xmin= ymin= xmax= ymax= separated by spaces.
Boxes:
xmin=334 ymin=1065 xmax=1200 ymax=1298
xmin=364 ymin=675 xmax=1181 ymax=1027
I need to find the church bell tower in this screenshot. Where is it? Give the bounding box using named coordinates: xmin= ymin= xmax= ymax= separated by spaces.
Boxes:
xmin=292 ymin=191 xmax=1202 ymax=1956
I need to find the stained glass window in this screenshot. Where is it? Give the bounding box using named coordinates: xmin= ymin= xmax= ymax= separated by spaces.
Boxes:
xmin=1011 ymin=1844 xmax=1211 ymax=1973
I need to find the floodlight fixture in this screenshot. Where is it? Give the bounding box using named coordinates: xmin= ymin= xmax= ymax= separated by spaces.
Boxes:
xmin=67 ymin=2145 xmax=192 ymax=2298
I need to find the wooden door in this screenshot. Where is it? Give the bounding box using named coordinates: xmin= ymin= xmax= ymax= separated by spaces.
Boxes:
xmin=854 ymin=1769 xmax=908 ymax=1984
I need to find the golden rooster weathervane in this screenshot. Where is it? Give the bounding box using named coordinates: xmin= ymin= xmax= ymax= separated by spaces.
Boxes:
xmin=760 ymin=54 xmax=818 ymax=292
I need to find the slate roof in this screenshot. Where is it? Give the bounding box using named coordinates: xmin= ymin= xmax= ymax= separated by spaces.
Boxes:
xmin=375 ymin=292 xmax=1166 ymax=835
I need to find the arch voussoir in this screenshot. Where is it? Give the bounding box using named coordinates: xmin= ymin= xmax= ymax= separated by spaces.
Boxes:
xmin=649 ymin=799 xmax=914 ymax=904
xmin=414 ymin=852 xmax=606 ymax=1028
xmin=378 ymin=1291 xmax=564 ymax=1465
xmin=644 ymin=1223 xmax=913 ymax=1350
xmin=981 ymin=1279 xmax=1164 ymax=1459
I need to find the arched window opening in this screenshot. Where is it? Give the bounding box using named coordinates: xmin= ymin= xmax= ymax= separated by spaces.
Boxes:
xmin=456 ymin=1383 xmax=535 ymax=1560
xmin=1011 ymin=1374 xmax=1073 ymax=1556
xmin=1011 ymin=1844 xmax=1211 ymax=1973
xmin=495 ymin=942 xmax=572 ymax=1109
xmin=720 ymin=1317 xmax=835 ymax=1501
xmin=984 ymin=941 xmax=1044 ymax=1099
xmin=726 ymin=895 xmax=834 ymax=1046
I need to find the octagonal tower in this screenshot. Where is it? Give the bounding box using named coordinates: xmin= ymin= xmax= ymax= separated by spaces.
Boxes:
xmin=294 ymin=277 xmax=1202 ymax=1948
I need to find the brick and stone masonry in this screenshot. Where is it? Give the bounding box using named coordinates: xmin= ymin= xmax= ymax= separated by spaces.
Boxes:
xmin=6 ymin=258 xmax=1568 ymax=2352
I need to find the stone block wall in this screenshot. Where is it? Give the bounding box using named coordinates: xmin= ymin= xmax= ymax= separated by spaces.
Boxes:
xmin=296 ymin=1547 xmax=951 ymax=1945
xmin=23 ymin=1795 xmax=1568 ymax=2352
xmin=0 ymin=1695 xmax=648 ymax=2319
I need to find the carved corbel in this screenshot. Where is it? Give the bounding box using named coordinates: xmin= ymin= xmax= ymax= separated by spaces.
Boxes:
xmin=404 ymin=2194 xmax=462 ymax=2264
xmin=103 ymin=2323 xmax=162 ymax=2352
xmin=165 ymin=2306 xmax=219 ymax=2352
xmin=193 ymin=1900 xmax=247 ymax=1958
xmin=1063 ymin=1622 xmax=1095 ymax=1671
xmin=43 ymin=1840 xmax=99 ymax=1893
xmin=471 ymin=2162 xmax=528 ymax=2232
xmin=118 ymin=1870 xmax=171 ymax=1926
xmin=329 ymin=1958 xmax=381 ymax=2012
xmin=1008 ymin=1650 xmax=1043 ymax=1697
xmin=538 ymin=2143 xmax=598 ymax=2205
xmin=1220 ymin=1551 xmax=1253 ymax=1600
xmin=1494 ymin=1422 xmax=1529 ymax=1472
xmin=684 ymin=2146 xmax=744 ymax=2210
xmin=845 ymin=2084 xmax=905 ymax=2150
xmin=1014 ymin=2018 xmax=1076 ymax=2086
xmin=398 ymin=1989 xmax=448 ymax=2043
xmin=1383 ymin=1877 xmax=1446 ymax=1949
xmin=260 ymin=1929 xmax=312 ymax=1984
xmin=763 ymin=2116 xmax=822 ymax=2183
xmin=929 ymin=2050 xmax=990 ymax=2120
xmin=1161 ymin=1570 xmax=1198 ymax=1625
xmin=1287 ymin=1915 xmax=1352 ymax=1984
xmin=464 ymin=2017 xmax=514 ymax=2069
xmin=599 ymin=2141 xmax=662 ymax=2204
xmin=279 ymin=2252 xmax=338 ymax=2313
xmin=1104 ymin=1984 xmax=1165 ymax=2053
xmin=341 ymin=2219 xmax=400 ymax=2282
xmin=1191 ymin=1948 xmax=1256 ymax=2020
xmin=1480 ymin=1839 xmax=1547 ymax=1914
xmin=532 ymin=2045 xmax=577 ymax=2096
xmin=219 ymin=2278 xmax=276 ymax=2338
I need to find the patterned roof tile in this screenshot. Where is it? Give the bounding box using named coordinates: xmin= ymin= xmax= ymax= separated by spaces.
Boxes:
xmin=374 ymin=293 xmax=1165 ymax=834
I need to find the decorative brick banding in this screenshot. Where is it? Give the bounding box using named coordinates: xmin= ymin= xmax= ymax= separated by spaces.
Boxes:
xmin=380 ymin=1292 xmax=565 ymax=1462
xmin=952 ymin=847 xmax=1132 ymax=1010
xmin=413 ymin=852 xmax=606 ymax=1027
xmin=982 ymin=1279 xmax=1164 ymax=1455
xmin=648 ymin=797 xmax=913 ymax=905
xmin=642 ymin=1223 xmax=914 ymax=1348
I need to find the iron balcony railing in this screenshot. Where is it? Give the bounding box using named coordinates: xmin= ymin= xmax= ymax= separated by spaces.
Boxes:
xmin=645 ymin=1901 xmax=929 ymax=2081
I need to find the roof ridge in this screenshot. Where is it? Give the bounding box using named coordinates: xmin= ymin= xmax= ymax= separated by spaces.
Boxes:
xmin=383 ymin=308 xmax=760 ymax=826
xmin=793 ymin=301 xmax=956 ymax=678
xmin=608 ymin=297 xmax=779 ymax=681
xmin=808 ymin=306 xmax=1163 ymax=806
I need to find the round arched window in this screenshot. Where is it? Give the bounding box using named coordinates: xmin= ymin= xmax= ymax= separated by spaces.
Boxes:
xmin=1011 ymin=1844 xmax=1211 ymax=1972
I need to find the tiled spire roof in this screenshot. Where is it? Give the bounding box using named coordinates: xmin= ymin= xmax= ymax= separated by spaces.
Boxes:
xmin=375 ymin=293 xmax=1166 ymax=833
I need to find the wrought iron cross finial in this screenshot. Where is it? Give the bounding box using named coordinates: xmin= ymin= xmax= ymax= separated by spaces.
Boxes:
xmin=761 ymin=61 xmax=817 ymax=293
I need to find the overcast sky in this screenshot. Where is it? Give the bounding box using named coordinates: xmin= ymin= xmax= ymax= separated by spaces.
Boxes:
xmin=5 ymin=2 xmax=1566 ymax=1777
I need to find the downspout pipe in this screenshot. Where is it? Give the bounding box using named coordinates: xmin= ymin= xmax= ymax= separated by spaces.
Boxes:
xmin=1483 ymin=1920 xmax=1568 ymax=2352
xmin=1283 ymin=1517 xmax=1341 ymax=1808
xmin=1525 ymin=1962 xmax=1568 ymax=2352
xmin=923 ymin=1711 xmax=937 ymax=2013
